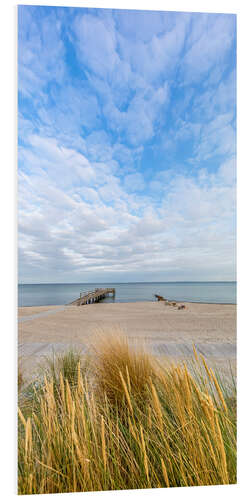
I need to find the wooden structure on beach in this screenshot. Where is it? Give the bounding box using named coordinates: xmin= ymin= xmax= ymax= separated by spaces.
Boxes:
xmin=154 ymin=294 xmax=166 ymax=301
xmin=69 ymin=288 xmax=115 ymax=306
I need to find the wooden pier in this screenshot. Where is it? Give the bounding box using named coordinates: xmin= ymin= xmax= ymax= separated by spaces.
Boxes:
xmin=69 ymin=288 xmax=115 ymax=306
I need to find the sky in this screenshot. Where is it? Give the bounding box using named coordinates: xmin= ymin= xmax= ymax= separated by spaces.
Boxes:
xmin=18 ymin=5 xmax=236 ymax=283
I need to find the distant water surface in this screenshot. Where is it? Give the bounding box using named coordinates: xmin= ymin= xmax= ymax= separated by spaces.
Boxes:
xmin=18 ymin=282 xmax=236 ymax=307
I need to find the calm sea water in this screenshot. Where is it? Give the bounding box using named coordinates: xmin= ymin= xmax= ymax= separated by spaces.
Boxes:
xmin=18 ymin=282 xmax=236 ymax=307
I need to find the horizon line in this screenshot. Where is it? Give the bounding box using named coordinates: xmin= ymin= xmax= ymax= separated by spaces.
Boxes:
xmin=18 ymin=280 xmax=237 ymax=285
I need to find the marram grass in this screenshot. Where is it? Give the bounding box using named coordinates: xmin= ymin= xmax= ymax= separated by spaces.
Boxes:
xmin=18 ymin=335 xmax=236 ymax=494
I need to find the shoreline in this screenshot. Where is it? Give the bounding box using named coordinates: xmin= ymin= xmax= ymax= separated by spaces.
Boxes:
xmin=19 ymin=299 xmax=237 ymax=308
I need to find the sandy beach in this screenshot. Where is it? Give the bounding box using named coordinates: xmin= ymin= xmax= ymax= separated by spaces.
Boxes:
xmin=18 ymin=301 xmax=236 ymax=379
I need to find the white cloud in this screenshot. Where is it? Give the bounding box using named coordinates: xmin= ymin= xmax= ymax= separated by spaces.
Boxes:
xmin=123 ymin=173 xmax=145 ymax=192
xmin=72 ymin=13 xmax=173 ymax=147
xmin=18 ymin=9 xmax=65 ymax=96
xmin=85 ymin=131 xmax=113 ymax=161
xmin=193 ymin=113 xmax=236 ymax=161
xmin=181 ymin=14 xmax=235 ymax=83
xmin=218 ymin=157 xmax=236 ymax=186
xmin=19 ymin=132 xmax=236 ymax=282
xmin=74 ymin=14 xmax=119 ymax=78
xmin=117 ymin=14 xmax=189 ymax=83
xmin=21 ymin=135 xmax=97 ymax=188
xmin=18 ymin=8 xmax=236 ymax=282
xmin=114 ymin=9 xmax=175 ymax=43
xmin=100 ymin=81 xmax=169 ymax=146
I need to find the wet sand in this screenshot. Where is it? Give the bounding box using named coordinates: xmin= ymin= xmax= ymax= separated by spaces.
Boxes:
xmin=18 ymin=301 xmax=236 ymax=379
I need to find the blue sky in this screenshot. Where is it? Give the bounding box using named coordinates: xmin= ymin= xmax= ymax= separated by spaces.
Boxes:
xmin=18 ymin=6 xmax=236 ymax=283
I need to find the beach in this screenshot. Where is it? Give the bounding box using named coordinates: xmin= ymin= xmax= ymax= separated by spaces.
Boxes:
xmin=19 ymin=301 xmax=236 ymax=379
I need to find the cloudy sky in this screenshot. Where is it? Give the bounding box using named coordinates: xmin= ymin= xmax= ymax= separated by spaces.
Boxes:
xmin=18 ymin=6 xmax=236 ymax=283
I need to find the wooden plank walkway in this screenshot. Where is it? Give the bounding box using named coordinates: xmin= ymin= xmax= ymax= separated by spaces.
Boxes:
xmin=69 ymin=288 xmax=115 ymax=306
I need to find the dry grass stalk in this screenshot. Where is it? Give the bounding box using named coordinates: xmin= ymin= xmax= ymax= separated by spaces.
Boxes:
xmin=101 ymin=416 xmax=107 ymax=472
xmin=210 ymin=368 xmax=228 ymax=414
xmin=25 ymin=417 xmax=32 ymax=462
xmin=119 ymin=370 xmax=133 ymax=414
xmin=215 ymin=413 xmax=229 ymax=484
xmin=150 ymin=380 xmax=163 ymax=435
xmin=140 ymin=425 xmax=149 ymax=485
xmin=160 ymin=457 xmax=170 ymax=487
xmin=18 ymin=333 xmax=236 ymax=494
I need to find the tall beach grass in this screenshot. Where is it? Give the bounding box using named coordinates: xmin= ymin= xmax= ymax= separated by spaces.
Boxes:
xmin=18 ymin=334 xmax=236 ymax=494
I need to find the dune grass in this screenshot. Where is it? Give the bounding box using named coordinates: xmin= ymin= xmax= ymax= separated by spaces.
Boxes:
xmin=18 ymin=334 xmax=236 ymax=494
xmin=18 ymin=364 xmax=24 ymax=392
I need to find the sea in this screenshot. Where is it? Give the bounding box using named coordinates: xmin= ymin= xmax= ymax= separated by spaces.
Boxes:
xmin=18 ymin=282 xmax=236 ymax=307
